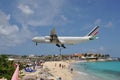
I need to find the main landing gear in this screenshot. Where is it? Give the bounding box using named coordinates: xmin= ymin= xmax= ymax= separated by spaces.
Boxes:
xmin=36 ymin=42 xmax=38 ymax=46
xmin=56 ymin=44 xmax=66 ymax=54
xmin=56 ymin=44 xmax=66 ymax=48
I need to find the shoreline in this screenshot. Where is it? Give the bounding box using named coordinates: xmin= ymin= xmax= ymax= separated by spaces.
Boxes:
xmin=69 ymin=60 xmax=103 ymax=80
xmin=21 ymin=60 xmax=111 ymax=80
xmin=42 ymin=60 xmax=87 ymax=80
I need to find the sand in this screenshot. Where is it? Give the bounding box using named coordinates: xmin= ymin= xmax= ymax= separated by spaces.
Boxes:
xmin=20 ymin=60 xmax=103 ymax=80
xmin=21 ymin=60 xmax=77 ymax=80
xmin=43 ymin=61 xmax=73 ymax=80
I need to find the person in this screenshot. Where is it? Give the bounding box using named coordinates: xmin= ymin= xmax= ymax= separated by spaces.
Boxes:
xmin=55 ymin=63 xmax=57 ymax=67
xmin=70 ymin=68 xmax=73 ymax=73
xmin=57 ymin=77 xmax=62 ymax=80
xmin=59 ymin=64 xmax=61 ymax=68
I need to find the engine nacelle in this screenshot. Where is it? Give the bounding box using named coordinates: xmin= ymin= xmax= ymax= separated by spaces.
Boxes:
xmin=45 ymin=36 xmax=51 ymax=39
xmin=45 ymin=39 xmax=50 ymax=43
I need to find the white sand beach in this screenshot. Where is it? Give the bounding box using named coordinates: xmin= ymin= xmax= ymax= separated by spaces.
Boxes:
xmin=21 ymin=60 xmax=75 ymax=80
xmin=21 ymin=60 xmax=104 ymax=80
xmin=43 ymin=61 xmax=73 ymax=80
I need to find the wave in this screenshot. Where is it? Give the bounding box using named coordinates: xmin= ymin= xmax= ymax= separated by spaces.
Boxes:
xmin=76 ymin=71 xmax=88 ymax=76
xmin=73 ymin=61 xmax=120 ymax=80
xmin=73 ymin=71 xmax=102 ymax=80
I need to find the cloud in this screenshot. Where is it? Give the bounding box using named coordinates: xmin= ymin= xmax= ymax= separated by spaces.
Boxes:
xmin=99 ymin=46 xmax=105 ymax=51
xmin=6 ymin=14 xmax=11 ymax=20
xmin=0 ymin=0 xmax=66 ymax=49
xmin=0 ymin=25 xmax=19 ymax=36
xmin=18 ymin=4 xmax=34 ymax=15
xmin=0 ymin=11 xmax=34 ymax=48
xmin=94 ymin=19 xmax=101 ymax=25
xmin=0 ymin=11 xmax=19 ymax=36
xmin=13 ymin=0 xmax=65 ymax=26
xmin=94 ymin=19 xmax=113 ymax=28
xmin=61 ymin=15 xmax=68 ymax=22
xmin=105 ymin=21 xmax=113 ymax=28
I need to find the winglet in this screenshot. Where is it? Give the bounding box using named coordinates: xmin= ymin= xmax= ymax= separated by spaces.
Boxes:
xmin=87 ymin=26 xmax=99 ymax=36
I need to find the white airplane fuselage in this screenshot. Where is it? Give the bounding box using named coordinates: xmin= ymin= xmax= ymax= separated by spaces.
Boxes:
xmin=32 ymin=36 xmax=91 ymax=45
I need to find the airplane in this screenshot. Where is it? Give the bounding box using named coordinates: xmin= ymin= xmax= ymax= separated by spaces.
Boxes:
xmin=32 ymin=26 xmax=99 ymax=48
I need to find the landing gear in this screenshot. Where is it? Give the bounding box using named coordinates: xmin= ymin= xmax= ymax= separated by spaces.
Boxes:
xmin=56 ymin=44 xmax=66 ymax=54
xmin=61 ymin=44 xmax=66 ymax=48
xmin=56 ymin=44 xmax=66 ymax=48
xmin=36 ymin=42 xmax=38 ymax=46
xmin=56 ymin=44 xmax=60 ymax=47
xmin=59 ymin=48 xmax=62 ymax=55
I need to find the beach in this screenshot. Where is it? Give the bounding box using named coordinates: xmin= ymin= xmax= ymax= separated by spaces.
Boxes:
xmin=43 ymin=61 xmax=73 ymax=80
xmin=21 ymin=60 xmax=120 ymax=80
xmin=21 ymin=60 xmax=75 ymax=80
xmin=21 ymin=60 xmax=100 ymax=80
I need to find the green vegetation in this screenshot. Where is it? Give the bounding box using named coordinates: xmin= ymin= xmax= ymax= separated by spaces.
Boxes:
xmin=0 ymin=55 xmax=15 ymax=80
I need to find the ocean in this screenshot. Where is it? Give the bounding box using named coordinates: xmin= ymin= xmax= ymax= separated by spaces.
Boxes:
xmin=72 ymin=61 xmax=120 ymax=80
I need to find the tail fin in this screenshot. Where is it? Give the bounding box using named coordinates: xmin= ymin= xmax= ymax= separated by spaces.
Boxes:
xmin=87 ymin=26 xmax=99 ymax=36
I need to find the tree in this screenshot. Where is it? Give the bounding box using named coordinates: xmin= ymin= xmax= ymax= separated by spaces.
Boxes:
xmin=0 ymin=55 xmax=15 ymax=80
xmin=105 ymin=54 xmax=110 ymax=58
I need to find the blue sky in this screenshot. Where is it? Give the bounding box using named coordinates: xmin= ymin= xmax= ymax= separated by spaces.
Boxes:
xmin=0 ymin=0 xmax=120 ymax=57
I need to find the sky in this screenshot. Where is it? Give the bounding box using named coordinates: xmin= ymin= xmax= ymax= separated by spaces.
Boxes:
xmin=0 ymin=0 xmax=120 ymax=57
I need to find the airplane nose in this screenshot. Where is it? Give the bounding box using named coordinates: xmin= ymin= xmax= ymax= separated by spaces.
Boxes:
xmin=32 ymin=37 xmax=37 ymax=42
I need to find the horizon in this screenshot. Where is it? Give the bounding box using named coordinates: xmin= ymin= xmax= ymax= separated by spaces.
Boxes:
xmin=0 ymin=0 xmax=120 ymax=57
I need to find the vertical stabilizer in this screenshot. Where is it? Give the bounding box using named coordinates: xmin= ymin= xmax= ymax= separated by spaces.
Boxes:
xmin=87 ymin=26 xmax=99 ymax=36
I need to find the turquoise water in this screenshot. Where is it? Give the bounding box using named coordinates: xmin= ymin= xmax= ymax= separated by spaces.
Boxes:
xmin=73 ymin=61 xmax=120 ymax=80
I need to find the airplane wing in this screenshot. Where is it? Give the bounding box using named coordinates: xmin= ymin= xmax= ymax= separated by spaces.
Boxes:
xmin=50 ymin=28 xmax=59 ymax=43
xmin=50 ymin=28 xmax=56 ymax=36
xmin=50 ymin=28 xmax=66 ymax=48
